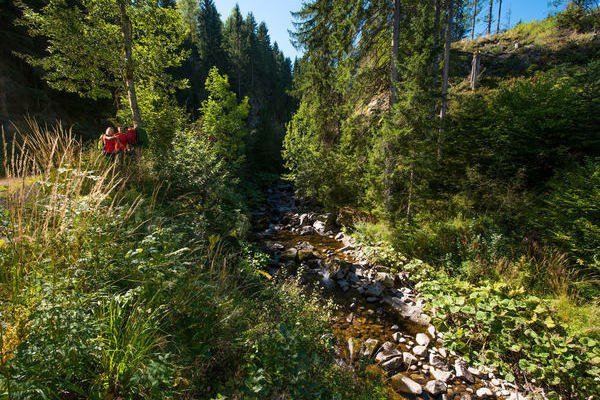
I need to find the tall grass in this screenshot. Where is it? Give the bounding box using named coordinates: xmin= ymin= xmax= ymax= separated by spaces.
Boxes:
xmin=0 ymin=120 xmax=143 ymax=295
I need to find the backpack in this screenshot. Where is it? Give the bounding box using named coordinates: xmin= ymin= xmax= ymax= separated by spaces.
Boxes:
xmin=127 ymin=128 xmax=137 ymax=145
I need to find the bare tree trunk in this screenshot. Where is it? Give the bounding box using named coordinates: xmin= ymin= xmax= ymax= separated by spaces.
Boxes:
xmin=438 ymin=0 xmax=453 ymax=160
xmin=390 ymin=0 xmax=401 ymax=106
xmin=117 ymin=0 xmax=142 ymax=128
xmin=431 ymin=0 xmax=442 ymax=117
xmin=487 ymin=0 xmax=493 ymax=35
xmin=406 ymin=155 xmax=415 ymax=221
xmin=471 ymin=0 xmax=478 ymax=40
xmin=496 ymin=0 xmax=502 ymax=34
xmin=469 ymin=51 xmax=481 ymax=90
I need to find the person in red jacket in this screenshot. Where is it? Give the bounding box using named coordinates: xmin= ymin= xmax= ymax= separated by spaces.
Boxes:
xmin=116 ymin=126 xmax=130 ymax=154
xmin=101 ymin=127 xmax=117 ymax=157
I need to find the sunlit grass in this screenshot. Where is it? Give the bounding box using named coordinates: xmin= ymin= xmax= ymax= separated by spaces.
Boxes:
xmin=552 ymin=295 xmax=600 ymax=339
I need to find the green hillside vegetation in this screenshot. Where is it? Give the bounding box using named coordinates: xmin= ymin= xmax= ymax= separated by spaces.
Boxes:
xmin=285 ymin=2 xmax=600 ymax=397
xmin=1 ymin=0 xmax=600 ymax=399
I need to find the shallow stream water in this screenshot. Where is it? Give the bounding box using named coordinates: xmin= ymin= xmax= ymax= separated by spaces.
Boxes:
xmin=252 ymin=183 xmax=508 ymax=400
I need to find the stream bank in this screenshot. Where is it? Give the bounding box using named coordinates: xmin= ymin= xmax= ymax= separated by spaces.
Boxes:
xmin=252 ymin=182 xmax=531 ymax=400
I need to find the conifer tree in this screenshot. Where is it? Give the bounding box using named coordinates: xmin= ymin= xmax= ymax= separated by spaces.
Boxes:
xmin=223 ymin=5 xmax=249 ymax=96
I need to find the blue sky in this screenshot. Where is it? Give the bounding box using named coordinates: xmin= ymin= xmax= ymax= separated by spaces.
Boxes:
xmin=213 ymin=0 xmax=561 ymax=60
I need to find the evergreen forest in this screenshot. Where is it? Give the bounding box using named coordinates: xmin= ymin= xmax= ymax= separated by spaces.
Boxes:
xmin=0 ymin=0 xmax=599 ymax=399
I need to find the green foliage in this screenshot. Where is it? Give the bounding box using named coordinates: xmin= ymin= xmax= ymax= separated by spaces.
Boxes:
xmin=198 ymin=67 xmax=250 ymax=166
xmin=556 ymin=2 xmax=600 ymax=32
xmin=17 ymin=0 xmax=187 ymax=100
xmin=448 ymin=69 xmax=600 ymax=187
xmin=416 ymin=271 xmax=600 ymax=399
xmin=159 ymin=124 xmax=248 ymax=236
xmin=0 ymin=123 xmax=392 ymax=399
xmin=541 ymin=158 xmax=600 ymax=272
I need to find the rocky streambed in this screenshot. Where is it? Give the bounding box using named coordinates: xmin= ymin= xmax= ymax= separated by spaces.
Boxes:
xmin=252 ymin=182 xmax=530 ymax=400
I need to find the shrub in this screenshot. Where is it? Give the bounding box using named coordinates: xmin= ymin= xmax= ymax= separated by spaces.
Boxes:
xmin=556 ymin=3 xmax=600 ymax=32
xmin=541 ymin=158 xmax=600 ymax=275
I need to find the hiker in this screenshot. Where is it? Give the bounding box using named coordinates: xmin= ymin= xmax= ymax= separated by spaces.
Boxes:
xmin=116 ymin=126 xmax=130 ymax=155
xmin=101 ymin=127 xmax=117 ymax=157
xmin=126 ymin=126 xmax=148 ymax=157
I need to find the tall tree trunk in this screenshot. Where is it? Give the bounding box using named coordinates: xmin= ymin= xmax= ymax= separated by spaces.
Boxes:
xmin=431 ymin=0 xmax=442 ymax=117
xmin=390 ymin=0 xmax=401 ymax=106
xmin=385 ymin=0 xmax=401 ymax=215
xmin=406 ymin=152 xmax=415 ymax=221
xmin=487 ymin=0 xmax=493 ymax=35
xmin=471 ymin=0 xmax=477 ymax=40
xmin=469 ymin=50 xmax=481 ymax=90
xmin=117 ymin=0 xmax=142 ymax=128
xmin=438 ymin=0 xmax=453 ymax=160
xmin=496 ymin=0 xmax=502 ymax=34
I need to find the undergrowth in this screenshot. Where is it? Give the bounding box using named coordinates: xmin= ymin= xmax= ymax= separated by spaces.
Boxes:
xmin=0 ymin=120 xmax=390 ymax=399
xmin=352 ymin=223 xmax=600 ymax=399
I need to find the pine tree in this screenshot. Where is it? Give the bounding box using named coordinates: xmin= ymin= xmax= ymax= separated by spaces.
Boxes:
xmin=198 ymin=0 xmax=226 ymax=71
xmin=486 ymin=0 xmax=494 ymax=35
xmin=223 ymin=5 xmax=249 ymax=96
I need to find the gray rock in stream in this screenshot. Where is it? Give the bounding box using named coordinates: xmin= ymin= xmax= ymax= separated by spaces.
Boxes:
xmin=280 ymin=248 xmax=298 ymax=261
xmin=347 ymin=337 xmax=360 ymax=361
xmin=430 ymin=367 xmax=453 ymax=383
xmin=299 ymin=213 xmax=312 ymax=226
xmin=416 ymin=332 xmax=431 ymax=347
xmin=429 ymin=352 xmax=449 ymax=370
xmin=313 ymin=219 xmax=331 ymax=235
xmin=359 ymin=338 xmax=379 ymax=358
xmin=382 ymin=296 xmax=430 ymax=326
xmin=391 ymin=374 xmax=422 ymax=395
xmin=374 ymin=341 xmax=401 ymax=363
xmin=403 ymin=352 xmax=418 ymax=366
xmin=380 ymin=356 xmax=404 ymax=371
xmin=476 ymin=388 xmax=494 ymax=398
xmin=365 ymin=283 xmax=383 ymax=297
xmin=300 ymin=226 xmax=314 ymax=235
xmin=455 ymin=359 xmax=476 ymax=384
xmin=413 ymin=345 xmax=428 ymax=357
xmin=374 ymin=272 xmax=395 ymax=288
xmin=424 ymin=380 xmax=448 ymax=396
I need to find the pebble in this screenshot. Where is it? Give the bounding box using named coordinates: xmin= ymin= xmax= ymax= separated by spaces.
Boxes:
xmin=427 ymin=325 xmax=436 ymax=337
xmin=391 ymin=324 xmax=400 ymax=331
xmin=424 ymin=380 xmax=448 ymax=396
xmin=403 ymin=352 xmax=418 ymax=366
xmin=391 ymin=374 xmax=423 ymax=395
xmin=476 ymin=388 xmax=493 ymax=398
xmin=416 ymin=332 xmax=431 ymax=347
xmin=413 ymin=345 xmax=428 ymax=357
